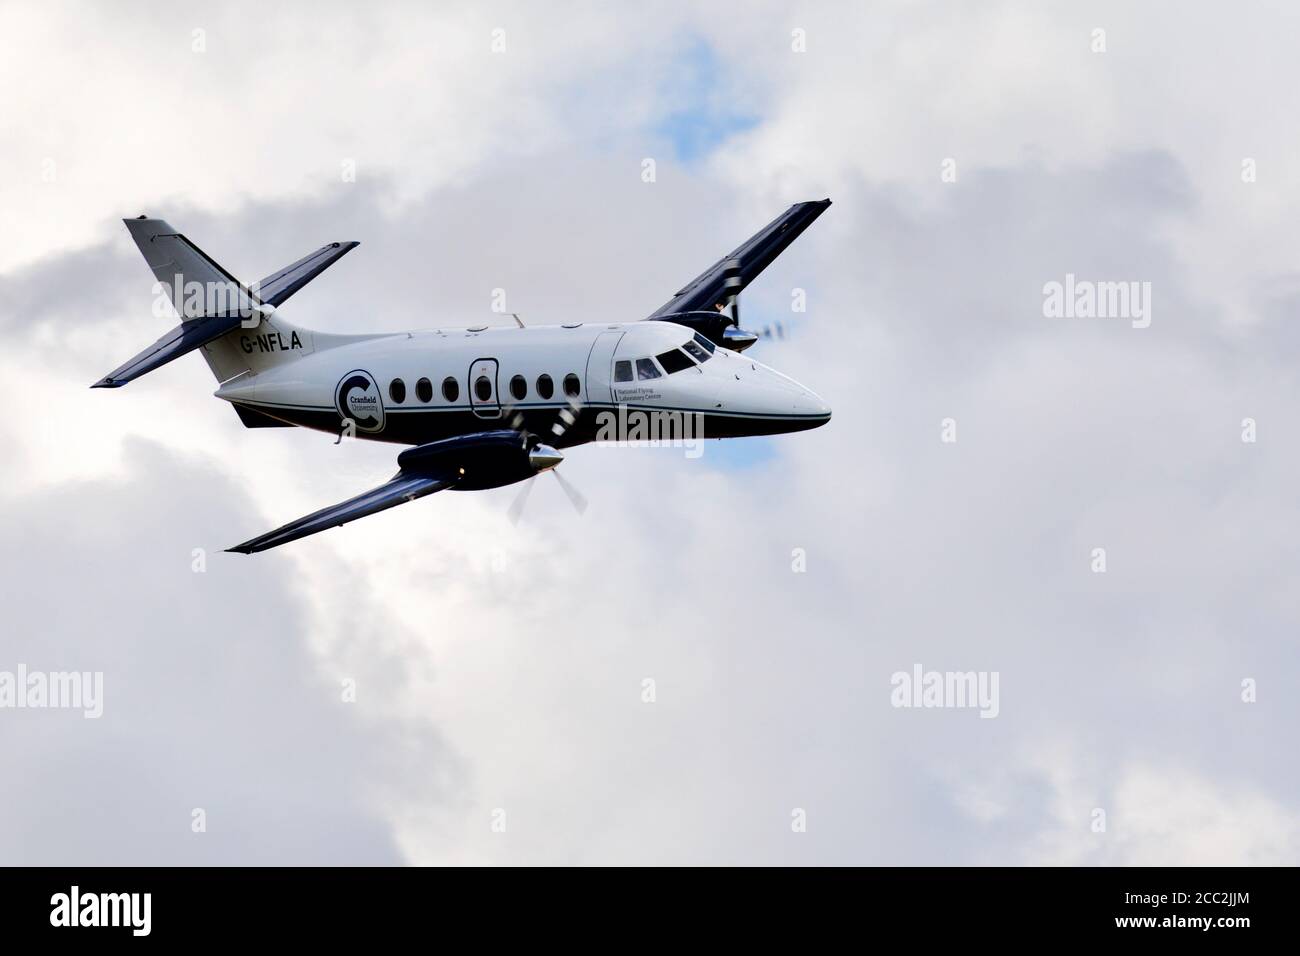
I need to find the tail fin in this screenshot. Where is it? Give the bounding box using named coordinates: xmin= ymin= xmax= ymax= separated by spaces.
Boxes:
xmin=98 ymin=216 xmax=360 ymax=388
xmin=122 ymin=216 xmax=262 ymax=320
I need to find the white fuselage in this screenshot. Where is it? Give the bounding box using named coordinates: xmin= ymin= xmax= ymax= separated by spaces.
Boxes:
xmin=213 ymin=319 xmax=831 ymax=447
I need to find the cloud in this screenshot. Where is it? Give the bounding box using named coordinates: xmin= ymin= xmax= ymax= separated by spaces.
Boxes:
xmin=0 ymin=1 xmax=715 ymax=272
xmin=1018 ymin=756 xmax=1300 ymax=866
xmin=0 ymin=437 xmax=455 ymax=864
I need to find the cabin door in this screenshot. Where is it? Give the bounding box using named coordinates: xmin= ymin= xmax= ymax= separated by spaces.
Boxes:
xmin=584 ymin=330 xmax=625 ymax=406
xmin=468 ymin=357 xmax=501 ymax=419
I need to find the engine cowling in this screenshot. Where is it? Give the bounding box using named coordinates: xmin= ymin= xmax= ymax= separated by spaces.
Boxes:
xmin=397 ymin=430 xmax=560 ymax=491
xmin=652 ymin=311 xmax=759 ymax=351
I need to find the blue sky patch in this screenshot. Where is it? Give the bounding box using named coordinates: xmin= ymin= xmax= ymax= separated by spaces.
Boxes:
xmin=655 ymin=38 xmax=760 ymax=164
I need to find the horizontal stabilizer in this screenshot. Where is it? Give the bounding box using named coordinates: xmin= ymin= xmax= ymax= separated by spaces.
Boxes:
xmin=226 ymin=471 xmax=457 ymax=554
xmin=256 ymin=241 xmax=359 ymax=307
xmin=91 ymin=312 xmax=246 ymax=388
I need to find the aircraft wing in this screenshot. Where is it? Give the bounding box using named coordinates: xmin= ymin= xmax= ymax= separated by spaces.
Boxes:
xmin=226 ymin=429 xmax=535 ymax=554
xmin=227 ymin=471 xmax=456 ymax=554
xmin=644 ymin=199 xmax=831 ymax=319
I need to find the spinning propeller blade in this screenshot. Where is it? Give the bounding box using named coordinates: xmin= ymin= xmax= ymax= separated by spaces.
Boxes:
xmin=552 ymin=469 xmax=588 ymax=515
xmin=506 ymin=473 xmax=536 ymax=526
xmin=503 ymin=394 xmax=588 ymax=524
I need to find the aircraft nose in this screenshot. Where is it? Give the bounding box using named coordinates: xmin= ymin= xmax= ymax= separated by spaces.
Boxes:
xmin=799 ymin=388 xmax=832 ymax=425
xmin=724 ymin=357 xmax=831 ymax=432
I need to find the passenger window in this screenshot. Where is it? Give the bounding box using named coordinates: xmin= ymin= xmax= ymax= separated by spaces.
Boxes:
xmin=474 ymin=376 xmax=493 ymax=402
xmin=509 ymin=375 xmax=527 ymax=401
xmin=536 ymin=374 xmax=554 ymax=399
xmin=415 ymin=377 xmax=433 ymax=403
xmin=693 ymin=332 xmax=716 ymax=354
xmin=656 ymin=348 xmax=695 ymax=375
xmin=635 ymin=358 xmax=662 ymax=380
xmin=614 ymin=360 xmax=633 ymax=383
xmin=683 ymin=340 xmax=710 ymax=363
xmin=389 ymin=378 xmax=406 ymax=403
xmin=563 ymin=373 xmax=582 ymax=397
xmin=442 ymin=376 xmax=460 ymax=402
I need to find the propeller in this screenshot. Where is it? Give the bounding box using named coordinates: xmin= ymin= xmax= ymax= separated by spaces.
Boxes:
xmin=505 ymin=394 xmax=588 ymax=525
xmin=551 ymin=468 xmax=588 ymax=514
xmin=723 ymin=257 xmax=742 ymax=328
xmin=720 ymin=258 xmax=759 ymax=351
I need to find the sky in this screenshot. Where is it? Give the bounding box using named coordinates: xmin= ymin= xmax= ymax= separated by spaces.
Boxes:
xmin=1 ymin=0 xmax=1298 ymax=865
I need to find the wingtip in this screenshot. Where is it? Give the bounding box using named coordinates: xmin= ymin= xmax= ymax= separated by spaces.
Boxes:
xmin=225 ymin=545 xmax=255 ymax=555
xmin=90 ymin=377 xmax=118 ymax=389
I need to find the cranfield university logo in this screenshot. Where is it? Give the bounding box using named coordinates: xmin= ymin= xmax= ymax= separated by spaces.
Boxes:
xmin=1042 ymin=273 xmax=1152 ymax=329
xmin=890 ymin=664 xmax=1000 ymax=719
xmin=0 ymin=665 xmax=102 ymax=718
xmin=593 ymin=405 xmax=705 ymax=459
xmin=335 ymin=370 xmax=385 ymax=434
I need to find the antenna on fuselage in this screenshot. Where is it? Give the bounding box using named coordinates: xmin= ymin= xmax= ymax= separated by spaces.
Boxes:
xmin=510 ymin=313 xmax=525 ymax=329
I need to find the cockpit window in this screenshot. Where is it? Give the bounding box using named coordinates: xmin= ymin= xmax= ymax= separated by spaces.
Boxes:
xmin=656 ymin=348 xmax=695 ymax=375
xmin=693 ymin=332 xmax=716 ymax=354
xmin=614 ymin=360 xmax=633 ymax=383
xmin=635 ymin=358 xmax=662 ymax=380
xmin=682 ymin=340 xmax=710 ymax=363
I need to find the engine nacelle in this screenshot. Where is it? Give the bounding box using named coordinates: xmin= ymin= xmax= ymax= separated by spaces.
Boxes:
xmin=396 ymin=430 xmax=533 ymax=490
xmin=652 ymin=311 xmax=758 ymax=351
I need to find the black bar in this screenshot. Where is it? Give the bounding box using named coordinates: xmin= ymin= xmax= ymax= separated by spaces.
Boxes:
xmin=0 ymin=866 xmax=1286 ymax=942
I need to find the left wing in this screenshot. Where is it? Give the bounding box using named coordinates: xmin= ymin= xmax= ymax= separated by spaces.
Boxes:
xmin=226 ymin=429 xmax=535 ymax=554
xmin=227 ymin=471 xmax=456 ymax=554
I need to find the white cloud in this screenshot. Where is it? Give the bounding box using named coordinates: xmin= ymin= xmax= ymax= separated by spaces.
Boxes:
xmin=0 ymin=1 xmax=694 ymax=272
xmin=1021 ymin=753 xmax=1300 ymax=866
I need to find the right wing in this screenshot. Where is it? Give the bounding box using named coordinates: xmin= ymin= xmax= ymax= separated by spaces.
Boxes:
xmin=644 ymin=199 xmax=831 ymax=319
xmin=227 ymin=471 xmax=456 ymax=554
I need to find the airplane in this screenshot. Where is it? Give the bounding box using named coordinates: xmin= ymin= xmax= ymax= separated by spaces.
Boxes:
xmin=96 ymin=199 xmax=833 ymax=553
